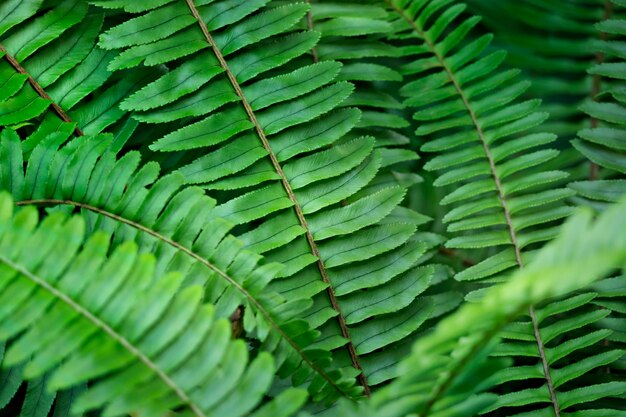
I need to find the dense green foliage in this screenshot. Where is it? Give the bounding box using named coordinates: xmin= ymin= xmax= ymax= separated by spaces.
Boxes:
xmin=0 ymin=0 xmax=624 ymax=416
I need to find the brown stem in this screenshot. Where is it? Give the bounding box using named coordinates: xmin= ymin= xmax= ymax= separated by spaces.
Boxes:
xmin=0 ymin=45 xmax=83 ymax=136
xmin=589 ymin=1 xmax=614 ymax=180
xmin=230 ymin=306 xmax=244 ymax=339
xmin=386 ymin=2 xmax=560 ymax=415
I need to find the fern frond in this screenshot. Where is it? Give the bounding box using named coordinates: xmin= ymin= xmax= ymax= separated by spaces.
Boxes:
xmin=0 ymin=15 xmax=358 ymax=395
xmin=91 ymin=0 xmax=445 ymax=396
xmin=482 ymin=293 xmax=625 ymax=416
xmin=466 ymin=0 xmax=606 ymax=142
xmin=415 ymin=197 xmax=626 ymax=416
xmin=0 ymin=0 xmax=151 ymax=136
xmin=302 ymin=0 xmax=426 ymax=208
xmin=572 ymin=0 xmax=626 ymax=204
xmin=0 ymin=126 xmax=363 ymax=403
xmin=331 ymin=195 xmax=626 ymax=417
xmin=591 ymin=275 xmax=626 ymax=366
xmin=379 ymin=0 xmax=584 ymax=414
xmin=304 ymin=1 xmax=413 ymax=142
xmin=383 ymin=0 xmax=574 ymax=284
xmin=0 ymin=192 xmax=307 ymax=417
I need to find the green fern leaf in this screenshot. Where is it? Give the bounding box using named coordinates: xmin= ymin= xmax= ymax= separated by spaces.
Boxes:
xmin=0 ymin=126 xmax=364 ymax=402
xmin=382 ymin=0 xmax=574 ymax=286
xmin=572 ymin=1 xmax=626 ymax=205
xmin=378 ymin=1 xmax=604 ymax=415
xmin=304 ymin=0 xmax=422 ymax=199
xmin=0 ymin=1 xmax=155 ymax=137
xmin=331 ymin=195 xmax=626 ymax=417
xmin=0 ymin=192 xmax=308 ymax=417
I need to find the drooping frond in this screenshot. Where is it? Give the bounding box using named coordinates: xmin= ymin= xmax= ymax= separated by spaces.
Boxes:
xmin=90 ymin=0 xmax=449 ymax=396
xmin=0 ymin=126 xmax=359 ymax=402
xmin=333 ymin=195 xmax=626 ymax=417
xmin=402 ymin=195 xmax=626 ymax=417
xmin=0 ymin=192 xmax=307 ymax=417
xmin=383 ymin=0 xmax=574 ymax=284
xmin=379 ymin=0 xmax=584 ymax=415
xmin=572 ymin=0 xmax=626 ymax=205
xmin=0 ymin=0 xmax=151 ymax=136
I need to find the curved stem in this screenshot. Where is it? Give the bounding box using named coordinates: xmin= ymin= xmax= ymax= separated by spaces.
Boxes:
xmin=0 ymin=254 xmax=205 ymax=417
xmin=183 ymin=0 xmax=370 ymax=395
xmin=16 ymin=198 xmax=347 ymax=397
xmin=386 ymin=2 xmax=560 ymax=415
xmin=0 ymin=45 xmax=83 ymax=136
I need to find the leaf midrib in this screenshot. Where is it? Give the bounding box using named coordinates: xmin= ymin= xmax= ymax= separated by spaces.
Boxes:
xmin=182 ymin=0 xmax=370 ymax=395
xmin=589 ymin=0 xmax=614 ymax=180
xmin=16 ymin=198 xmax=347 ymax=398
xmin=385 ymin=2 xmax=561 ymax=416
xmin=305 ymin=0 xmax=320 ymax=63
xmin=0 ymin=252 xmax=206 ymax=417
xmin=0 ymin=45 xmax=83 ymax=136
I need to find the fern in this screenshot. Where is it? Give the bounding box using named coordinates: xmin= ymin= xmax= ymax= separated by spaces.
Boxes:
xmin=0 ymin=3 xmax=361 ymax=397
xmin=0 ymin=1 xmax=626 ymax=416
xmin=401 ymin=194 xmax=626 ymax=416
xmin=3 ymin=170 xmax=626 ymax=417
xmin=302 ymin=0 xmax=433 ymax=214
xmin=376 ymin=0 xmax=617 ymax=415
xmin=0 ymin=192 xmax=307 ymax=417
xmin=465 ymin=0 xmax=607 ymax=141
xmin=304 ymin=1 xmax=415 ymax=155
xmin=86 ymin=0 xmax=452 ymax=397
xmin=335 ymin=194 xmax=626 ymax=417
xmin=465 ymin=0 xmax=626 ymax=198
xmin=0 ymin=126 xmax=366 ymax=403
xmin=450 ymin=4 xmax=626 ymax=400
xmin=383 ymin=0 xmax=575 ymax=279
xmin=572 ymin=0 xmax=626 ymax=205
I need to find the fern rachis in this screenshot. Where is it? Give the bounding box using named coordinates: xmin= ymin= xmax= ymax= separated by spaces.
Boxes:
xmin=182 ymin=0 xmax=371 ymax=393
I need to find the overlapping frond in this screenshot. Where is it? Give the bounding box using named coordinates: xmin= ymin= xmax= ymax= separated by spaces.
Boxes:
xmin=0 ymin=126 xmax=360 ymax=403
xmin=482 ymin=292 xmax=625 ymax=416
xmin=336 ymin=196 xmax=626 ymax=417
xmin=572 ymin=0 xmax=626 ymax=205
xmin=0 ymin=0 xmax=149 ymax=136
xmin=377 ymin=1 xmax=599 ymax=415
xmin=300 ymin=0 xmax=431 ymax=230
xmin=0 ymin=1 xmax=622 ymax=416
xmin=90 ymin=0 xmax=448 ymax=395
xmin=0 ymin=192 xmax=307 ymax=417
